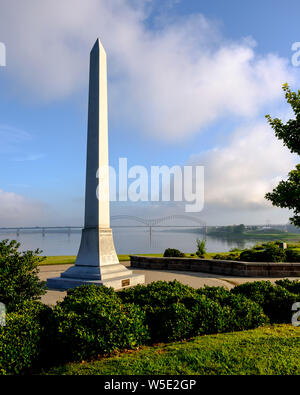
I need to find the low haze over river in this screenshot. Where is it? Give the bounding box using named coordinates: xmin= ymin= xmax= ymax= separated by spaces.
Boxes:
xmin=0 ymin=228 xmax=259 ymax=256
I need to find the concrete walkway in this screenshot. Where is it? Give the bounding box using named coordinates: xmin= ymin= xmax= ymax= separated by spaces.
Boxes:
xmin=40 ymin=262 xmax=300 ymax=306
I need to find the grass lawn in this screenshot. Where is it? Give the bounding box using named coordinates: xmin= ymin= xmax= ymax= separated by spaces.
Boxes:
xmin=41 ymin=254 xmax=164 ymax=265
xmin=40 ymin=242 xmax=300 ymax=265
xmin=41 ymin=256 xmax=77 ymax=265
xmin=43 ymin=324 xmax=300 ymax=375
xmin=209 ymin=231 xmax=300 ymax=242
xmin=244 ymin=232 xmax=300 ymax=241
xmin=40 ymin=253 xmax=226 ymax=265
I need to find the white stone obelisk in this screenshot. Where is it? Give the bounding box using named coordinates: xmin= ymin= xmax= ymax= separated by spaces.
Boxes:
xmin=47 ymin=39 xmax=144 ymax=290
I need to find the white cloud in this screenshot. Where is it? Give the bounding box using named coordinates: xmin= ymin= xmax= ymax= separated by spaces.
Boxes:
xmin=188 ymin=121 xmax=298 ymax=210
xmin=0 ymin=0 xmax=298 ymax=227
xmin=0 ymin=189 xmax=47 ymax=226
xmin=0 ymin=0 xmax=297 ymax=141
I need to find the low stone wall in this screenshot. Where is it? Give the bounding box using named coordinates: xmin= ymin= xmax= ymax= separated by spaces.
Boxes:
xmin=130 ymin=256 xmax=300 ymax=277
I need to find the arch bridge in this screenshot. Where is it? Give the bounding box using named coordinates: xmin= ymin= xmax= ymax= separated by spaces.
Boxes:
xmin=0 ymin=215 xmax=207 ymax=237
xmin=111 ymin=215 xmax=206 ymax=227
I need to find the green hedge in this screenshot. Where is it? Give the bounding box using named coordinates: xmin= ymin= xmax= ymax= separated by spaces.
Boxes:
xmin=119 ymin=280 xmax=198 ymax=307
xmin=213 ymin=252 xmax=241 ymax=261
xmin=285 ymin=249 xmax=300 ymax=263
xmin=53 ymin=285 xmax=149 ymax=361
xmin=1 ymin=279 xmax=298 ymax=374
xmin=213 ymin=242 xmax=300 ymax=263
xmin=239 ymin=243 xmax=286 ymax=262
xmin=119 ymin=281 xmax=267 ymax=342
xmin=275 ymin=279 xmax=300 ymax=295
xmin=119 ymin=281 xmax=203 ymax=341
xmin=196 ymin=286 xmax=269 ymax=331
xmin=163 ymin=248 xmax=185 ymax=258
xmin=0 ymin=301 xmax=53 ymax=375
xmin=231 ymin=281 xmax=298 ymax=323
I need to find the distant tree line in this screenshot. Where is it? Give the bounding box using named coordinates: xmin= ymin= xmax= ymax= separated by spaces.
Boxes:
xmin=208 ymin=224 xmax=246 ymax=235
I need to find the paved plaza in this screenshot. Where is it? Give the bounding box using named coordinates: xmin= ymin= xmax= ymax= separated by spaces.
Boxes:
xmin=40 ymin=262 xmax=300 ymax=306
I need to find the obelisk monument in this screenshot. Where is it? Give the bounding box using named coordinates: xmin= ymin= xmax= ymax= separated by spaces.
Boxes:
xmin=47 ymin=39 xmax=144 ymax=290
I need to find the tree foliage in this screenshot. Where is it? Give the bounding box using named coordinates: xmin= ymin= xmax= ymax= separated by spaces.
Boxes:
xmin=0 ymin=239 xmax=46 ymax=311
xmin=265 ymin=84 xmax=300 ymax=226
xmin=196 ymin=238 xmax=206 ymax=257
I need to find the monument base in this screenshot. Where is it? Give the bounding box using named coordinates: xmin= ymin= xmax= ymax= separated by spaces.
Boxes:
xmin=47 ymin=273 xmax=145 ymax=291
xmin=46 ymin=227 xmax=145 ymax=291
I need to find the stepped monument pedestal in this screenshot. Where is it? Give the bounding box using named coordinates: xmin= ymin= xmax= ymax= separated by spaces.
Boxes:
xmin=47 ymin=39 xmax=145 ymax=291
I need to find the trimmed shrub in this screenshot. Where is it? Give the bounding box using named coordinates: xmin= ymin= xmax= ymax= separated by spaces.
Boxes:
xmin=53 ymin=285 xmax=149 ymax=361
xmin=0 ymin=301 xmax=53 ymax=375
xmin=197 ymin=286 xmax=232 ymax=302
xmin=239 ymin=243 xmax=286 ymax=263
xmin=120 ymin=281 xmax=247 ymax=342
xmin=120 ymin=281 xmax=218 ymax=341
xmin=192 ymin=295 xmax=230 ymax=336
xmin=213 ymin=252 xmax=240 ymax=261
xmin=213 ymin=242 xmax=300 ymax=263
xmin=135 ymin=295 xmax=226 ymax=342
xmin=220 ymin=294 xmax=269 ymax=331
xmin=163 ymin=248 xmax=185 ymax=258
xmin=275 ymin=279 xmax=300 ymax=295
xmin=148 ymin=302 xmax=197 ymax=342
xmin=60 ymin=282 xmax=118 ymax=304
xmin=0 ymin=239 xmax=46 ymax=312
xmin=119 ymin=280 xmax=198 ymax=308
xmin=285 ymin=249 xmax=300 ymax=263
xmin=231 ymin=281 xmax=298 ymax=323
xmin=196 ymin=286 xmax=269 ymax=331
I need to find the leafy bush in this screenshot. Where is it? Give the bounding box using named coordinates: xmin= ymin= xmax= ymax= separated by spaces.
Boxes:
xmin=119 ymin=281 xmax=265 ymax=342
xmin=196 ymin=239 xmax=206 ymax=258
xmin=53 ymin=285 xmax=149 ymax=361
xmin=163 ymin=248 xmax=185 ymax=258
xmin=119 ymin=281 xmax=225 ymax=341
xmin=239 ymin=242 xmax=286 ymax=262
xmin=0 ymin=239 xmax=46 ymax=312
xmin=213 ymin=252 xmax=241 ymax=261
xmin=196 ymin=286 xmax=232 ymax=302
xmin=222 ymin=294 xmax=269 ymax=331
xmin=119 ymin=280 xmax=198 ymax=308
xmin=0 ymin=301 xmax=53 ymax=375
xmin=148 ymin=302 xmax=198 ymax=342
xmin=231 ymin=281 xmax=298 ymax=323
xmin=275 ymin=279 xmax=300 ymax=295
xmin=285 ymin=249 xmax=300 ymax=262
xmin=196 ymin=286 xmax=269 ymax=331
xmin=191 ymin=296 xmax=229 ymax=336
xmin=212 ymin=242 xmax=300 ymax=263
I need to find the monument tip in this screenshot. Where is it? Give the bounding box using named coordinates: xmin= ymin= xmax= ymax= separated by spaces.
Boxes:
xmin=91 ymin=38 xmax=105 ymax=53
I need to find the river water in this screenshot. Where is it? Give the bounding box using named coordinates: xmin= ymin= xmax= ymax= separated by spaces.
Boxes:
xmin=0 ymin=228 xmax=258 ymax=256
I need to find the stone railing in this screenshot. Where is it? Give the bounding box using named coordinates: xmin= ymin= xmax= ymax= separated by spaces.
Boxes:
xmin=130 ymin=256 xmax=300 ymax=277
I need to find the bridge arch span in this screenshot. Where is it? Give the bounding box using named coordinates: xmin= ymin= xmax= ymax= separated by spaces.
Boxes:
xmin=111 ymin=215 xmax=206 ymax=227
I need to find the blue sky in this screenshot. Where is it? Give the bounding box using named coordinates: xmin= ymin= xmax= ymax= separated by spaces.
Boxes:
xmin=0 ymin=0 xmax=299 ymax=226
